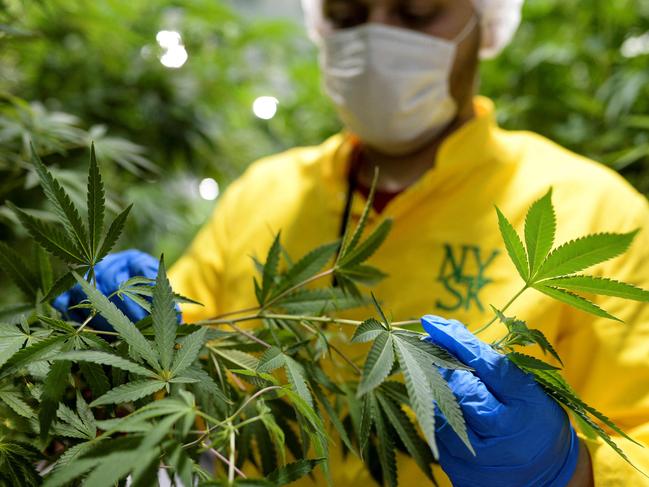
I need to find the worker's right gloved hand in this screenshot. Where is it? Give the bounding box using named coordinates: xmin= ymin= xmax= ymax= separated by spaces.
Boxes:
xmin=421 ymin=315 xmax=580 ymax=487
xmin=53 ymin=249 xmax=159 ymax=331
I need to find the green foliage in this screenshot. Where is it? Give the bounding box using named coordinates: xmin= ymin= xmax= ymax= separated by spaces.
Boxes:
xmin=496 ymin=188 xmax=648 ymax=321
xmin=0 ymin=145 xmax=646 ymax=485
xmin=488 ymin=188 xmax=649 ymax=469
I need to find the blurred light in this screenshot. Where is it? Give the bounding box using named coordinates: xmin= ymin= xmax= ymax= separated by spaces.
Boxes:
xmin=199 ymin=178 xmax=219 ymax=201
xmin=621 ymin=32 xmax=649 ymax=58
xmin=156 ymin=30 xmax=188 ymax=68
xmin=253 ymin=96 xmax=279 ymax=120
xmin=160 ymin=46 xmax=188 ymax=68
xmin=156 ymin=30 xmax=182 ymax=49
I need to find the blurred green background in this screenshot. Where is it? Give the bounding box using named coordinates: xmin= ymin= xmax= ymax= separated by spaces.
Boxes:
xmin=1 ymin=0 xmax=648 ymax=303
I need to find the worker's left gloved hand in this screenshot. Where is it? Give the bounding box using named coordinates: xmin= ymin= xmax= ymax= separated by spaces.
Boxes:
xmin=420 ymin=315 xmax=580 ymax=487
xmin=53 ymin=250 xmax=159 ymax=331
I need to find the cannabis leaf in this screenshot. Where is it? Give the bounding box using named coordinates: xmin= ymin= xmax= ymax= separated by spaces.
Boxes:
xmin=487 ymin=187 xmax=649 ymax=469
xmin=356 ymin=299 xmax=473 ymax=462
xmin=491 ymin=188 xmax=648 ymax=325
xmin=524 ymin=188 xmax=556 ymax=275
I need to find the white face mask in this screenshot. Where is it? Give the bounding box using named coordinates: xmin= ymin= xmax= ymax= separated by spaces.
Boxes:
xmin=320 ymin=17 xmax=477 ymax=156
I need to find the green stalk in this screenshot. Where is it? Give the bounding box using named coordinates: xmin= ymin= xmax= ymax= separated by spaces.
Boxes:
xmin=474 ymin=285 xmax=528 ymax=335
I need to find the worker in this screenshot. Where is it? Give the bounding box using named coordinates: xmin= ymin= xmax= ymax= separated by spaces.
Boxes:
xmin=55 ymin=0 xmax=649 ymax=485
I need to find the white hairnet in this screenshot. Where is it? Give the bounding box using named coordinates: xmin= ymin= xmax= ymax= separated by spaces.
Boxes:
xmin=300 ymin=0 xmax=524 ymax=59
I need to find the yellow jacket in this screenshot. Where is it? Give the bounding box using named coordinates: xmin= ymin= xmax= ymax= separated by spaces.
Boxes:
xmin=170 ymin=97 xmax=649 ymax=486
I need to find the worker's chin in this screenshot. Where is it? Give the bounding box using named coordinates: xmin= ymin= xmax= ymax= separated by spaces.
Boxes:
xmin=361 ymin=135 xmax=436 ymax=159
xmin=354 ymin=125 xmax=452 ymax=158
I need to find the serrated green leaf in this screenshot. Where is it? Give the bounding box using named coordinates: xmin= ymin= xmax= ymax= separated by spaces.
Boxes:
xmin=261 ymin=233 xmax=282 ymax=303
xmin=0 ymin=335 xmax=65 ymax=379
xmin=7 ymin=203 xmax=86 ymax=264
xmin=532 ymin=369 xmax=640 ymax=446
xmin=535 ymin=231 xmax=638 ymax=280
xmin=339 ymin=219 xmax=392 ymax=268
xmin=90 ymin=379 xmax=166 ymax=407
xmin=496 ymin=207 xmax=529 ymax=281
xmin=0 ymin=241 xmax=39 ymax=298
xmin=391 ymin=330 xmax=472 ymax=371
xmin=267 ymin=458 xmax=326 ymax=486
xmin=43 ymin=455 xmax=100 ymax=487
xmin=358 ymin=392 xmax=373 ymax=457
xmin=570 ymin=411 xmax=636 ymax=470
xmin=534 ymin=284 xmax=620 ymax=321
xmin=56 ymin=402 xmax=93 ymax=439
xmin=258 ymin=400 xmax=287 ymax=465
xmin=82 ymin=450 xmax=140 ymax=487
xmin=0 ymin=326 xmax=27 ymax=369
xmin=336 ymin=264 xmax=387 ymax=286
xmin=545 ymin=275 xmax=649 ymax=301
xmin=38 ymin=315 xmax=76 ymax=333
xmin=507 ymin=351 xmax=559 ymax=370
xmin=230 ymin=368 xmax=280 ymax=385
xmin=276 ymin=241 xmax=339 ymax=295
xmin=87 ymin=144 xmax=105 ymax=258
xmin=170 ymin=327 xmax=206 ymax=376
xmin=152 ymin=257 xmax=178 ymax=370
xmin=371 ymin=292 xmax=391 ymax=327
xmin=212 ymin=349 xmax=259 ymax=370
xmin=284 ymin=355 xmax=313 ymax=408
xmin=428 ymin=365 xmax=474 ymax=455
xmin=50 ymin=440 xmax=99 ymax=474
xmin=531 ymin=369 xmax=642 ymax=471
xmin=340 ymin=168 xmax=379 ymax=259
xmin=257 ymin=346 xmax=285 ymax=373
xmin=524 ymin=189 xmax=556 ymax=275
xmin=352 ymin=318 xmax=386 ymax=343
xmin=311 ymin=383 xmax=356 ymax=456
xmin=369 ymin=392 xmax=398 ymax=487
xmin=36 ymin=246 xmax=53 ymax=295
xmin=41 ymin=271 xmax=77 ymax=303
xmin=180 ymin=365 xmax=231 ymax=405
xmin=392 ymin=335 xmax=439 ymax=459
xmin=376 ymin=390 xmax=433 ymax=481
xmin=166 ymin=442 xmax=194 ymax=487
xmin=96 ymin=204 xmax=132 ymax=261
xmin=76 ymin=392 xmax=97 ymax=437
xmin=0 ymin=391 xmax=35 ymax=418
xmin=255 ymin=420 xmax=279 ymax=475
xmin=40 ymin=354 xmax=72 ymax=440
xmin=52 ymin=350 xmax=158 ymax=378
xmin=358 ymin=332 xmax=394 ymax=396
xmin=74 ymin=273 xmax=160 ymax=370
xmin=30 ymin=143 xmax=90 ymax=259
xmin=274 ymin=288 xmax=361 ymax=314
xmin=527 ymin=329 xmax=563 ymax=365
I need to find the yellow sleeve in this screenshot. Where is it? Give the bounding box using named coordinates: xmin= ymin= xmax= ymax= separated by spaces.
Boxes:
xmin=556 ymin=193 xmax=649 ymax=484
xmin=168 ymin=180 xmax=241 ymax=323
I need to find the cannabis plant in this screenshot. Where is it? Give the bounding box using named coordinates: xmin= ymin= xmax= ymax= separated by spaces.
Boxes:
xmin=0 ymin=145 xmax=647 ymax=486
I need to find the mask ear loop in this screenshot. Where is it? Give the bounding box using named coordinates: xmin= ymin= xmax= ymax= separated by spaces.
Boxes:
xmin=453 ymin=14 xmax=479 ymax=44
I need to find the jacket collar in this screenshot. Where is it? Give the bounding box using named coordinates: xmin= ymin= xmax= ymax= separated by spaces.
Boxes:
xmin=321 ymin=96 xmax=516 ymax=219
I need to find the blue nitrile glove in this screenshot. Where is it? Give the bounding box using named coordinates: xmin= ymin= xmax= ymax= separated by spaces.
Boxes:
xmin=420 ymin=315 xmax=580 ymax=487
xmin=53 ymin=249 xmax=159 ymax=331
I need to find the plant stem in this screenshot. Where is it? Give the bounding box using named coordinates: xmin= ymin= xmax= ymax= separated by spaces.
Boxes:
xmin=227 ymin=322 xmax=272 ymax=349
xmin=206 ymin=445 xmax=246 ymax=480
xmin=76 ymin=313 xmax=95 ymax=333
xmin=474 ymin=285 xmax=528 ymax=335
xmin=391 ymin=319 xmax=421 ymax=328
xmin=196 ymin=268 xmax=336 ymax=326
xmin=81 ymin=328 xmax=119 ymax=336
xmin=295 ymin=320 xmax=361 ymax=375
xmin=234 ymin=415 xmax=262 ymax=430
xmin=184 ymin=386 xmax=282 ymax=449
xmin=228 ymin=428 xmax=236 ymax=485
xmin=262 ymin=269 xmax=335 ymax=310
